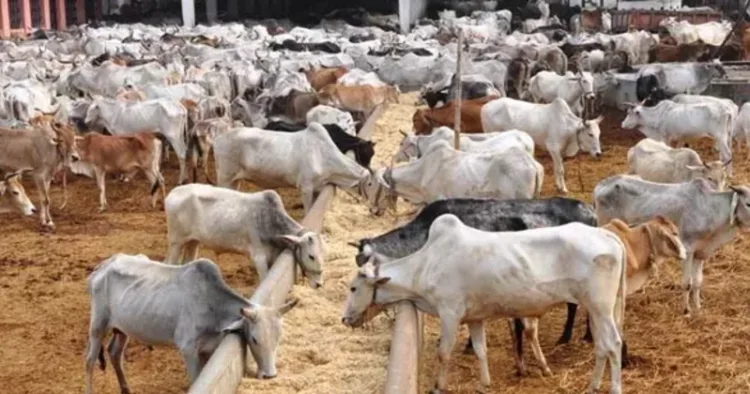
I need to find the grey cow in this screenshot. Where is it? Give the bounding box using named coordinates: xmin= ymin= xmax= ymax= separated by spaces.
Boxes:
xmin=593 ymin=175 xmax=750 ymax=316
xmin=84 ymin=253 xmax=298 ymax=394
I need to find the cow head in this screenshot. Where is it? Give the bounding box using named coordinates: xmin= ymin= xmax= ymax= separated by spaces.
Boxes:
xmin=83 ymin=101 xmax=101 ymax=128
xmin=341 ymin=261 xmax=389 ymax=328
xmin=709 ymin=58 xmax=726 ymax=78
xmin=0 ymin=170 xmax=36 ymax=216
xmin=412 ymin=109 xmax=433 ymax=135
xmin=644 ymin=216 xmax=687 ymax=261
xmin=727 ymin=185 xmax=750 ymax=230
xmin=686 ymin=160 xmax=730 ymax=191
xmin=621 ymin=103 xmax=643 ymax=129
xmin=223 ymin=299 xmax=298 ymax=380
xmin=394 ymin=129 xmax=419 ymax=163
xmin=361 ymin=168 xmax=397 ymax=216
xmin=272 ymin=231 xmax=325 ymax=289
xmin=48 ymin=122 xmax=81 ymax=164
xmin=570 ymin=71 xmax=595 ymax=100
xmin=578 ymin=115 xmax=603 ymax=158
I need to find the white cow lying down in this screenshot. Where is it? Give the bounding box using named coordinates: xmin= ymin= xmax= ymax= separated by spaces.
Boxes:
xmin=394 ymin=127 xmax=534 ymax=163
xmin=627 ymin=138 xmax=730 ymax=190
xmin=164 ymin=184 xmax=325 ymax=287
xmin=342 ymin=215 xmax=626 ymax=394
xmin=364 ymin=140 xmax=544 ymax=215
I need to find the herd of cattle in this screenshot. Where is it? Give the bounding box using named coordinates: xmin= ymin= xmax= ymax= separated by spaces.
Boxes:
xmin=1 ymin=2 xmax=749 ymax=393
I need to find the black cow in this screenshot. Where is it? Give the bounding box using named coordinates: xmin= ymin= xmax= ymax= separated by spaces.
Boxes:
xmin=636 ymin=74 xmax=673 ymax=107
xmin=421 ymin=74 xmax=500 ymax=108
xmin=265 ymin=121 xmax=375 ymax=169
xmin=349 ymin=197 xmax=600 ymax=370
xmin=269 ymin=39 xmax=341 ymax=54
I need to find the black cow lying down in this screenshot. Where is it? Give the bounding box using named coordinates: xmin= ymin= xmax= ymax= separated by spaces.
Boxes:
xmin=349 ymin=197 xmax=600 ymax=374
xmin=265 ymin=120 xmax=375 ymax=169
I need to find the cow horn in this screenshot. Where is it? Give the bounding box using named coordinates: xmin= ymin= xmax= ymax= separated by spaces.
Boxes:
xmin=398 ymin=129 xmax=408 ymax=137
xmin=346 ymin=241 xmax=360 ymax=248
xmin=723 ymin=158 xmax=732 ymax=167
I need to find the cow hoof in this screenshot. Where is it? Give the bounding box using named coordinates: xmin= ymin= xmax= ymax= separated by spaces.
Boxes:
xmin=542 ymin=368 xmax=553 ymax=377
xmin=99 ymin=206 xmax=108 ymax=213
xmin=581 ymin=334 xmax=593 ymax=343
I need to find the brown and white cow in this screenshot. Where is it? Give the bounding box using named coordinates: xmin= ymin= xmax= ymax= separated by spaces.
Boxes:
xmin=317 ymin=84 xmax=399 ymax=116
xmin=0 ymin=171 xmax=36 ymax=216
xmin=412 ymin=96 xmax=498 ymax=135
xmin=187 ymin=117 xmax=235 ymax=184
xmin=0 ymin=122 xmax=80 ymax=229
xmin=75 ymin=131 xmax=166 ymax=212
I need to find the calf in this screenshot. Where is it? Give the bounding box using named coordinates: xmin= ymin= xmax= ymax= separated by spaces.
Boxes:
xmin=594 ymin=175 xmax=750 ymax=316
xmin=343 ymin=216 xmax=626 ymax=394
xmin=264 ymin=121 xmax=375 ymax=169
xmin=0 ymin=171 xmax=36 ymax=216
xmin=627 ymin=138 xmax=729 ymax=190
xmin=412 ymin=96 xmax=497 ymax=135
xmin=164 ymin=185 xmax=324 ymax=287
xmin=317 ymin=84 xmax=399 ymax=115
xmin=76 ymin=131 xmax=166 ymax=211
xmin=304 ymin=66 xmax=349 ymax=91
xmin=84 ymin=253 xmax=298 ymax=394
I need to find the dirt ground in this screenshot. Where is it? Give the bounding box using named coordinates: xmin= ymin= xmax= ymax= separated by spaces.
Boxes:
xmin=2 ymin=94 xmax=750 ymax=394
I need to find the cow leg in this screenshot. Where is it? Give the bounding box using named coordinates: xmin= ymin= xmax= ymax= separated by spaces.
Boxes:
xmin=250 ymin=249 xmax=269 ymax=281
xmin=583 ymin=314 xmax=594 ymax=342
xmin=203 ymin=148 xmax=214 ymax=185
xmin=587 ymin=313 xmax=623 ymax=394
xmin=39 ymin=176 xmax=54 ymax=229
xmin=143 ymin=169 xmax=161 ymax=208
xmin=301 ymin=187 xmax=315 ymax=214
xmin=95 ymin=168 xmax=108 ymax=212
xmin=691 ymin=258 xmax=705 ymax=313
xmin=431 ymin=314 xmax=461 ymax=394
xmin=177 ymin=156 xmax=188 ymax=185
xmin=718 ymin=140 xmax=732 ymax=177
xmin=108 ymin=329 xmax=131 ymax=394
xmin=165 ymin=239 xmax=186 ymax=265
xmin=557 ymin=302 xmax=578 ymax=345
xmin=508 ymin=318 xmax=527 ymax=376
xmin=524 ymin=318 xmax=552 ymax=376
xmin=549 ymin=150 xmax=568 ymax=193
xmin=180 ymin=346 xmax=203 ymax=384
xmin=84 ymin=320 xmax=108 ymax=394
xmin=34 ymin=176 xmax=49 ymax=228
xmin=182 ymin=241 xmax=200 ymax=263
xmin=681 ymin=253 xmax=695 ymax=316
xmin=468 ymin=321 xmax=490 ymax=392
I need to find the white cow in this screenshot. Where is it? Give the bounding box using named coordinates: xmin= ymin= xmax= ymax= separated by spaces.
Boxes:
xmin=212 ymin=123 xmax=369 ymax=212
xmin=527 ymin=70 xmax=595 ymax=115
xmin=144 ymin=83 xmax=207 ymax=102
xmin=2 ymin=79 xmax=57 ymax=122
xmin=593 ymin=176 xmax=750 ymax=316
xmin=394 ymin=127 xmax=534 ymax=162
xmin=481 ymin=97 xmax=603 ymax=193
xmin=164 ymin=185 xmax=325 ymax=286
xmin=659 ymin=18 xmax=731 ymax=45
xmin=672 ymin=94 xmax=738 ymax=136
xmin=66 ymin=62 xmax=168 ymax=97
xmin=364 ymin=141 xmax=543 ymax=215
xmin=627 ymin=138 xmax=730 ymax=190
xmin=337 ymin=69 xmax=387 ymax=87
xmin=342 ymin=215 xmax=626 ymax=394
xmin=84 ymin=96 xmax=190 ymax=183
xmin=621 ymin=100 xmax=733 ymax=176
xmin=306 ymin=105 xmax=357 ymax=136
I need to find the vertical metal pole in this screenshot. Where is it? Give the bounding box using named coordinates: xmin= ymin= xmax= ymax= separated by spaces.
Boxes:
xmin=41 ymin=0 xmax=51 ymax=30
xmin=181 ymin=0 xmax=195 ymax=27
xmin=55 ymin=0 xmax=66 ymax=30
xmin=453 ymin=28 xmax=463 ymax=150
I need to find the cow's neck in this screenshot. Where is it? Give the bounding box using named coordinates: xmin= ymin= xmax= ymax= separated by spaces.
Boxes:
xmin=390 ymin=162 xmax=427 ymax=204
xmin=373 ymin=258 xmax=431 ymax=313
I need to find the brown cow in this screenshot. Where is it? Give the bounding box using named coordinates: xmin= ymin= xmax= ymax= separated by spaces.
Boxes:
xmin=187 ymin=117 xmax=235 ymax=184
xmin=412 ymin=96 xmax=498 ymax=135
xmin=0 ymin=171 xmax=36 ymax=216
xmin=76 ymin=131 xmax=166 ymax=211
xmin=317 ymin=84 xmax=399 ymax=115
xmin=0 ymin=122 xmax=79 ymax=229
xmin=649 ymin=40 xmax=710 ymax=63
xmin=304 ymin=66 xmax=349 ymax=91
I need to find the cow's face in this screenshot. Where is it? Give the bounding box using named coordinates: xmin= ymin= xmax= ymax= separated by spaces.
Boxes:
xmin=580 ymin=115 xmax=603 ymax=158
xmin=647 ymin=216 xmax=687 ymax=261
xmin=361 ymin=169 xmax=394 ymax=216
xmin=84 ymin=103 xmax=100 ymax=127
xmin=341 ymin=262 xmax=388 ymax=328
xmin=621 ymin=106 xmax=642 ymax=129
xmin=394 ymin=131 xmax=419 ymax=163
xmin=224 ymin=300 xmax=298 ymax=380
xmin=49 ymin=123 xmax=81 ymax=163
xmin=274 ymin=232 xmax=325 ymax=289
xmin=729 ymin=185 xmax=750 ymax=230
xmin=686 ymin=160 xmax=729 ymax=191
xmin=0 ymin=172 xmax=36 ymax=216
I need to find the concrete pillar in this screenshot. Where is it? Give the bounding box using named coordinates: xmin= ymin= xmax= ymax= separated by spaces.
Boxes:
xmin=182 ymin=0 xmax=195 ymax=27
xmin=21 ymin=0 xmax=32 ymax=33
xmin=205 ymin=0 xmax=217 ymax=23
xmin=41 ymin=0 xmax=51 ymax=30
xmin=399 ymin=0 xmax=427 ymax=34
xmin=76 ymin=0 xmax=86 ymax=24
xmin=0 ymin=0 xmax=9 ymax=38
xmin=55 ymin=0 xmax=67 ymax=30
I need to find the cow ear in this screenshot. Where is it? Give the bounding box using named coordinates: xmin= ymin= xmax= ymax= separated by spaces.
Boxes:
xmin=48 ymin=137 xmax=59 ymax=146
xmin=240 ymin=306 xmax=259 ymax=322
xmin=272 ymin=234 xmax=302 ymax=248
xmin=685 ymin=165 xmax=704 ymax=172
xmin=222 ymin=317 xmax=245 ymax=332
xmin=371 ymin=277 xmax=391 ymax=286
